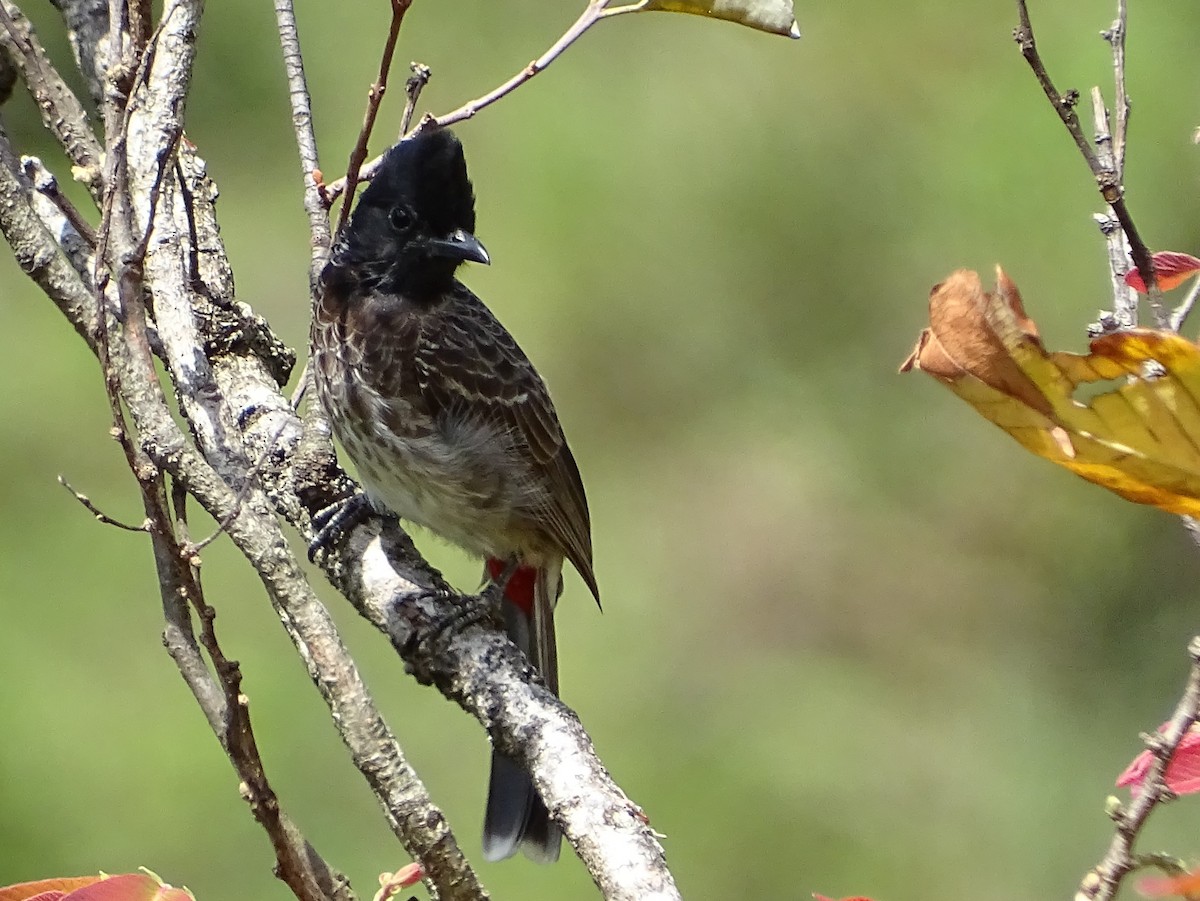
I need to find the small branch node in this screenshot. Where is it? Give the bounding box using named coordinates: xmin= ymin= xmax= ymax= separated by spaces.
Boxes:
xmin=398 ymin=61 xmax=431 ymax=137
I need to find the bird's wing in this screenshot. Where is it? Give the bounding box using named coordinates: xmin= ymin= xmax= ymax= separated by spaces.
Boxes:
xmin=413 ymin=286 xmax=598 ymax=601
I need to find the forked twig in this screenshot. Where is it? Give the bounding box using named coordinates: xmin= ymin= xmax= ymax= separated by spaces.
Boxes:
xmin=59 ymin=475 xmax=149 ymax=531
xmin=324 ymin=0 xmax=644 ymax=203
xmin=1013 ymin=0 xmax=1163 ymax=325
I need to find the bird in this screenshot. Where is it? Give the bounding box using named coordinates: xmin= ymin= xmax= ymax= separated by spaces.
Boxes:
xmin=310 ymin=126 xmax=599 ymax=863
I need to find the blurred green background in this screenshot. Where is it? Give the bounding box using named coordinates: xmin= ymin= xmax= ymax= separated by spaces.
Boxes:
xmin=3 ymin=2 xmax=1200 ymax=899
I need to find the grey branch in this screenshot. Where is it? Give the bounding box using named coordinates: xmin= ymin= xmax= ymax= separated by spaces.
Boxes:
xmin=0 ymin=0 xmax=681 ymax=899
xmin=48 ymin=0 xmax=108 ymax=105
xmin=273 ymin=0 xmax=330 ymax=285
xmin=0 ymin=0 xmax=103 ymax=198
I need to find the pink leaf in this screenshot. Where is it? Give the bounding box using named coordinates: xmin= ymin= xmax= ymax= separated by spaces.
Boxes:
xmin=376 ymin=864 xmax=424 ymax=901
xmin=1138 ymin=869 xmax=1200 ymax=897
xmin=0 ymin=879 xmax=105 ymax=901
xmin=1118 ymin=723 xmax=1200 ymax=795
xmin=1124 ymin=252 xmax=1200 ymax=293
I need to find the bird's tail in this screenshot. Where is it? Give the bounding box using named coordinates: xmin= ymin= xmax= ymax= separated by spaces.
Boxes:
xmin=481 ymin=557 xmax=563 ymax=864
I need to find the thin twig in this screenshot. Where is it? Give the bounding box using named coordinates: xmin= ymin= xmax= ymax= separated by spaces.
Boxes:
xmin=1129 ymin=851 xmax=1188 ymax=878
xmin=1013 ymin=0 xmax=1163 ymax=325
xmin=169 ymin=433 xmax=337 ymax=901
xmin=336 ymin=0 xmax=413 ymax=235
xmin=1105 ymin=0 xmax=1129 ymax=176
xmin=290 ymin=359 xmax=310 ymax=409
xmin=21 ymin=156 xmax=96 ymax=245
xmin=273 ymin=0 xmax=331 ymax=284
xmin=398 ymin=61 xmax=430 ymax=137
xmin=429 ymin=0 xmax=639 ymax=129
xmin=1169 ymin=277 xmax=1200 ymax=333
xmin=324 ymin=0 xmax=641 ymax=203
xmin=1077 ymin=638 xmax=1200 ymax=901
xmin=59 ymin=475 xmax=149 ymax=531
xmin=1089 ymin=88 xmax=1136 ymax=329
xmin=191 ymin=567 xmax=338 ymax=901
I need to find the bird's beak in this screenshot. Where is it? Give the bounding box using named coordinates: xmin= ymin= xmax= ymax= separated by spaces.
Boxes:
xmin=428 ymin=228 xmax=491 ymax=265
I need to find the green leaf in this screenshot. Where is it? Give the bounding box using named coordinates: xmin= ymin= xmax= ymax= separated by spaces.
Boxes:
xmin=639 ymin=0 xmax=801 ymax=38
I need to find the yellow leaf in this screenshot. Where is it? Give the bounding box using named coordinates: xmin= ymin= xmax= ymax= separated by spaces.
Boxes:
xmin=639 ymin=0 xmax=801 ymax=38
xmin=901 ymin=267 xmax=1200 ymax=518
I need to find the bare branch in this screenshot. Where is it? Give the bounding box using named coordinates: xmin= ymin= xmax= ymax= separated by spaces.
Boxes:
xmin=428 ymin=0 xmax=636 ymax=130
xmin=0 ymin=0 xmax=103 ymax=198
xmin=21 ymin=156 xmax=96 ymax=244
xmin=47 ymin=0 xmax=110 ymax=105
xmin=1076 ymin=638 xmax=1200 ymax=901
xmin=1013 ymin=0 xmax=1162 ymax=325
xmin=273 ymin=0 xmax=331 ymax=285
xmin=336 ymin=0 xmax=413 ymax=235
xmin=1169 ymin=277 xmax=1200 ymax=333
xmin=1104 ymin=0 xmax=1129 ymax=176
xmin=0 ymin=127 xmax=98 ymax=348
xmin=325 ymin=0 xmax=640 ymax=204
xmin=398 ymin=61 xmax=430 ymax=137
xmin=1088 ymin=89 xmax=1136 ymax=330
xmin=8 ymin=0 xmax=684 ymax=895
xmin=66 ymin=3 xmax=353 ymax=897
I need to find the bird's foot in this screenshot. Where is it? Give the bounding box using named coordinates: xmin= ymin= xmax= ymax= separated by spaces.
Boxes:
xmin=405 ymin=560 xmax=517 ymax=651
xmin=433 ymin=579 xmax=507 ymax=637
xmin=308 ymin=492 xmax=372 ymax=561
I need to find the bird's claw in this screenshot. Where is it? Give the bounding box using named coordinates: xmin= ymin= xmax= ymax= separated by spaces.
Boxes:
xmin=403 ymin=583 xmax=505 ymax=655
xmin=308 ymin=493 xmax=372 ymax=562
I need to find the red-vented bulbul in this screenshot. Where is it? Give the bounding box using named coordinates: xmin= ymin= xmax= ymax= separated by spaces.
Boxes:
xmin=310 ymin=127 xmax=599 ymax=864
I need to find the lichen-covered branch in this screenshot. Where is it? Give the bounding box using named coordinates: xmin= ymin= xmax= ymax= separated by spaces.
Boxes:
xmin=1 ymin=0 xmax=681 ymax=897
xmin=0 ymin=0 xmax=103 ymax=197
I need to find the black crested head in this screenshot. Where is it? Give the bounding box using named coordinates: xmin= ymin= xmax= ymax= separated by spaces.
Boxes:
xmin=324 ymin=127 xmax=490 ymax=303
xmin=367 ymin=127 xmax=476 ymax=237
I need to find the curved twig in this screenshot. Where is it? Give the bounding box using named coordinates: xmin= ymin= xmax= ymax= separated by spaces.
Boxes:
xmin=324 ymin=0 xmax=641 ymax=203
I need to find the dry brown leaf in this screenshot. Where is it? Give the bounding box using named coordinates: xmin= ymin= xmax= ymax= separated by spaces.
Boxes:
xmin=902 ymin=267 xmax=1200 ymax=517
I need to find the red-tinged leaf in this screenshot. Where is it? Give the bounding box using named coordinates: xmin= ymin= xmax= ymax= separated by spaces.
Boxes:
xmin=1139 ymin=869 xmax=1200 ymax=898
xmin=391 ymin=864 xmax=422 ymax=889
xmin=1124 ymin=252 xmax=1200 ymax=293
xmin=0 ymin=879 xmax=106 ymax=901
xmin=63 ymin=874 xmax=192 ymax=901
xmin=375 ymin=864 xmax=424 ymax=901
xmin=1118 ymin=724 xmax=1200 ymax=795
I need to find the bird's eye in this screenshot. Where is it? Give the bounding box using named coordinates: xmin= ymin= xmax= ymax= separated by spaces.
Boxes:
xmin=389 ymin=206 xmax=414 ymax=231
